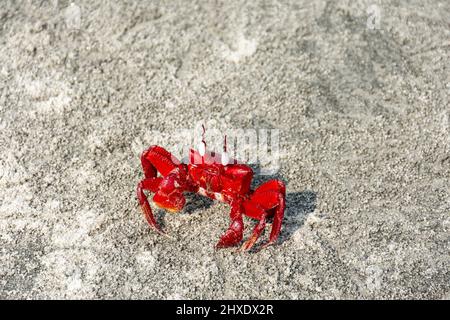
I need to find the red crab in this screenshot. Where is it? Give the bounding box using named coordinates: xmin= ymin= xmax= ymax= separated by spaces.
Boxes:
xmin=136 ymin=127 xmax=286 ymax=251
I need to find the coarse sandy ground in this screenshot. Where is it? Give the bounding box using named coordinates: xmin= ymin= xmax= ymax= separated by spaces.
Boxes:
xmin=0 ymin=0 xmax=449 ymax=299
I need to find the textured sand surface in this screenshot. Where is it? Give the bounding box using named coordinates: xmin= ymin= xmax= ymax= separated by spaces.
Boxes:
xmin=0 ymin=1 xmax=449 ymax=299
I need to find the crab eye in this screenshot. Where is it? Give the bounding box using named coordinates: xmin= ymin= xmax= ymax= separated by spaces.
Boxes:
xmin=198 ymin=142 xmax=206 ymax=156
xmin=221 ymin=152 xmax=229 ymax=166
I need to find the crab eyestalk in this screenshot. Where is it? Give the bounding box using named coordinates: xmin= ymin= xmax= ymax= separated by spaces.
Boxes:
xmin=221 ymin=135 xmax=229 ymax=166
xmin=198 ymin=124 xmax=207 ymax=165
xmin=198 ymin=141 xmax=206 ymax=157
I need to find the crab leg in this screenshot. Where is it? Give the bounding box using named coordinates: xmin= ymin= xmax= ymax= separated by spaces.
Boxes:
xmin=262 ymin=192 xmax=285 ymax=248
xmin=137 ymin=145 xmax=184 ymax=235
xmin=215 ymin=201 xmax=244 ymax=249
xmin=241 ymin=180 xmax=286 ymax=251
xmin=136 ymin=177 xmax=164 ymax=234
xmin=241 ymin=212 xmax=268 ymax=251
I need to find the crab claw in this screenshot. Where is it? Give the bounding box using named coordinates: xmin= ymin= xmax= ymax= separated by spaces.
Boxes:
xmin=139 ymin=199 xmax=165 ymax=236
xmin=215 ymin=229 xmax=241 ymax=249
xmin=140 ymin=203 xmax=175 ymax=240
xmin=215 ymin=219 xmax=243 ymax=249
xmin=137 ymin=179 xmax=174 ymax=239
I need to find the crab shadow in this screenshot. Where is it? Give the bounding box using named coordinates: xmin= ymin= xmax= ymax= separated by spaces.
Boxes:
xmin=183 ymin=193 xmax=215 ymax=214
xmin=251 ymin=168 xmax=317 ymax=245
xmin=278 ymin=190 xmax=317 ymax=244
xmin=153 ymin=193 xmax=214 ymax=229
